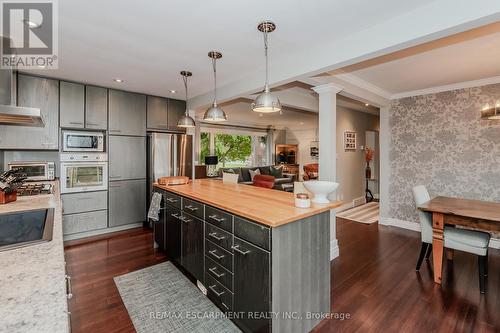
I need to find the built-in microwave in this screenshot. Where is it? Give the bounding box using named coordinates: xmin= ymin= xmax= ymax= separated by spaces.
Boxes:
xmin=62 ymin=130 xmax=104 ymax=152
xmin=8 ymin=161 xmax=56 ymax=181
xmin=60 ymin=153 xmax=108 ymax=193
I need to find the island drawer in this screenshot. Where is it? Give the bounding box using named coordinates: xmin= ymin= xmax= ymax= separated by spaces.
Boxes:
xmin=206 ymin=274 xmax=233 ymax=312
xmin=206 ymin=239 xmax=233 ymax=271
xmin=61 ymin=191 xmax=108 ymax=215
xmin=164 ymin=191 xmax=181 ymax=209
xmin=182 ymin=198 xmax=204 ymax=219
xmin=205 ymin=206 xmax=233 ymax=232
xmin=234 ymin=217 xmax=271 ymax=251
xmin=206 ymin=222 xmax=233 ymax=252
xmin=206 ymin=256 xmax=233 ymax=291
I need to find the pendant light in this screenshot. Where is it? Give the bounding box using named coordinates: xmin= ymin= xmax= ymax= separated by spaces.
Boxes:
xmin=177 ymin=71 xmax=196 ymax=128
xmin=203 ymin=51 xmax=227 ymax=122
xmin=251 ymin=21 xmax=281 ymax=113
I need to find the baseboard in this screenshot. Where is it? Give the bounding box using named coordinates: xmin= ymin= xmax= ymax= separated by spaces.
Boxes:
xmin=330 ymin=239 xmax=339 ymax=260
xmin=63 ymin=223 xmax=144 ymax=241
xmin=380 ymin=217 xmax=500 ymax=249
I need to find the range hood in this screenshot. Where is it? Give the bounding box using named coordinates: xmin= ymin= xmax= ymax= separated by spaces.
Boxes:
xmin=0 ymin=36 xmax=44 ymax=127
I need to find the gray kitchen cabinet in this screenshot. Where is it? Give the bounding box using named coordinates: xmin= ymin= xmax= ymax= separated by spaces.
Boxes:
xmin=63 ymin=210 xmax=108 ymax=235
xmin=109 ymin=136 xmax=146 ymax=180
xmin=85 ymin=86 xmax=108 ymax=129
xmin=109 ymin=90 xmax=146 ymax=136
xmin=60 ymin=81 xmax=85 ymax=128
xmin=109 ymin=179 xmax=146 ymax=227
xmin=61 ymin=191 xmax=108 ymax=215
xmin=0 ymin=74 xmax=59 ymax=150
xmin=167 ymin=99 xmax=186 ymax=132
xmin=147 ymin=96 xmax=168 ymax=130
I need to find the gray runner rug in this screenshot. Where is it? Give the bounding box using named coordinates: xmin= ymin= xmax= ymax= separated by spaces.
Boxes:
xmin=114 ymin=261 xmax=241 ymax=333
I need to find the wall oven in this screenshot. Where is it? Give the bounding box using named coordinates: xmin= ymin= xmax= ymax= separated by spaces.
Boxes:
xmin=62 ymin=130 xmax=104 ymax=152
xmin=60 ymin=153 xmax=108 ymax=193
xmin=8 ymin=161 xmax=55 ymax=181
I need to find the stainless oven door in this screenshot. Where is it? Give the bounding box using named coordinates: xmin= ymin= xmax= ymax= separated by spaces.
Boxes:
xmin=60 ymin=162 xmax=108 ymax=193
xmin=63 ymin=131 xmax=104 ymax=152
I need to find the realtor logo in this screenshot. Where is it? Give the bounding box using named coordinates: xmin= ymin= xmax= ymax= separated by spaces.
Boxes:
xmin=1 ymin=0 xmax=58 ymax=69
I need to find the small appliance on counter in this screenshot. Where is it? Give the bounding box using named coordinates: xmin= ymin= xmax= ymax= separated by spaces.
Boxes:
xmin=0 ymin=169 xmax=27 ymax=204
xmin=8 ymin=161 xmax=55 ymax=181
xmin=60 ymin=153 xmax=108 ymax=193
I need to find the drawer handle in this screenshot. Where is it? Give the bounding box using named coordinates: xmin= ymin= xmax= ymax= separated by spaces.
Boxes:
xmin=109 ymin=175 xmax=122 ymax=179
xmin=171 ymin=213 xmax=180 ymax=219
xmin=179 ymin=216 xmax=191 ymax=223
xmin=65 ymin=275 xmax=73 ymax=300
xmin=185 ymin=205 xmax=198 ymax=211
xmin=208 ymin=267 xmax=225 ymax=278
xmin=166 ymin=198 xmax=178 ymax=203
xmin=232 ymin=245 xmax=251 ymax=256
xmin=209 ymin=249 xmax=225 ymax=260
xmin=208 ymin=232 xmax=226 ymax=241
xmin=69 ymin=121 xmax=83 ymax=125
xmin=209 ymin=285 xmax=225 ymax=297
xmin=109 ymin=129 xmax=121 ymax=133
xmin=208 ymin=215 xmax=225 ymax=223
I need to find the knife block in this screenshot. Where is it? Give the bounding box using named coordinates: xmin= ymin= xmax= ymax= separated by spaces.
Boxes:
xmin=0 ymin=191 xmax=17 ymax=204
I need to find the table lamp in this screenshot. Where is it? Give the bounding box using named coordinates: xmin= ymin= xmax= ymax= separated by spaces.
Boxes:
xmin=205 ymin=156 xmax=219 ymax=177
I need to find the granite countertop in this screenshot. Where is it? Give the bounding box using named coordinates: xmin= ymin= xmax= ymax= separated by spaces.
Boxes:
xmin=155 ymin=179 xmax=342 ymax=227
xmin=0 ymin=181 xmax=69 ymax=333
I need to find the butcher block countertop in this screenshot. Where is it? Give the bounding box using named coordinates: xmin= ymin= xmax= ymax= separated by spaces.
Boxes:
xmin=154 ymin=179 xmax=342 ymax=227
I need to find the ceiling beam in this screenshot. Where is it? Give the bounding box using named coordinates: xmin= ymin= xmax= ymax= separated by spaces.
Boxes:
xmin=188 ymin=0 xmax=500 ymax=109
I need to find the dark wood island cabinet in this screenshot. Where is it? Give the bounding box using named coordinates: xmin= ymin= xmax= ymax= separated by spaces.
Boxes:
xmin=154 ymin=179 xmax=341 ymax=333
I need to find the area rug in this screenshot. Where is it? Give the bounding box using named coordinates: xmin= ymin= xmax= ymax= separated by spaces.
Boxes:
xmin=114 ymin=262 xmax=241 ymax=333
xmin=337 ymin=202 xmax=379 ymax=224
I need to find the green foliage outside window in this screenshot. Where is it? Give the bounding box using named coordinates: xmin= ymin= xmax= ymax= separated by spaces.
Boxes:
xmin=215 ymin=133 xmax=252 ymax=168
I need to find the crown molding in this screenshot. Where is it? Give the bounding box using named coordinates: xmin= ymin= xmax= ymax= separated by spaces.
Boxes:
xmin=333 ymin=72 xmax=392 ymax=100
xmin=390 ymin=75 xmax=500 ymax=99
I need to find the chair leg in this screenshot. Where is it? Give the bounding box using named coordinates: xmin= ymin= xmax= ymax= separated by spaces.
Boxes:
xmin=425 ymin=244 xmax=432 ymax=260
xmin=478 ymin=255 xmax=486 ymax=294
xmin=416 ymin=243 xmax=429 ymax=271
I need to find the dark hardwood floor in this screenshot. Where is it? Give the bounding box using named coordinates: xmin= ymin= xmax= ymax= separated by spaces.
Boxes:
xmin=64 ymin=228 xmax=167 ymax=333
xmin=64 ymin=220 xmax=500 ymax=333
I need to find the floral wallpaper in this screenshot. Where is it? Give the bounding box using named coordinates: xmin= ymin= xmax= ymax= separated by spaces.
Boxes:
xmin=389 ymin=83 xmax=500 ymax=236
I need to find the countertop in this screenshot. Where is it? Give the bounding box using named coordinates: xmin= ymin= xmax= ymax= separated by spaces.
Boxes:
xmin=0 ymin=181 xmax=69 ymax=333
xmin=155 ymin=179 xmax=342 ymax=227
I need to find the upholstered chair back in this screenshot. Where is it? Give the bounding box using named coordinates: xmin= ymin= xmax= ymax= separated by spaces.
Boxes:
xmin=412 ymin=185 xmax=433 ymax=244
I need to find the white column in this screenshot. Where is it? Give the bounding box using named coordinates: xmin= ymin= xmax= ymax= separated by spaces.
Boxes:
xmin=312 ymin=83 xmax=343 ymax=260
xmin=378 ymin=106 xmax=390 ymax=225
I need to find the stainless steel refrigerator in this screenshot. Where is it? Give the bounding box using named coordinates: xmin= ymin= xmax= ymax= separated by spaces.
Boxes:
xmin=147 ymin=133 xmax=193 ymax=207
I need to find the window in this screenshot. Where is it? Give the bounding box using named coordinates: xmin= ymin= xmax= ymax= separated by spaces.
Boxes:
xmin=199 ymin=129 xmax=269 ymax=168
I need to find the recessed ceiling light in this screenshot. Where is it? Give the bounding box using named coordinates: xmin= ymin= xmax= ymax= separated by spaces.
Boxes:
xmin=169 ymin=90 xmax=177 ymax=94
xmin=365 ymin=103 xmax=369 ymax=107
xmin=23 ymin=19 xmax=41 ymax=28
xmin=114 ymin=78 xmax=125 ymax=83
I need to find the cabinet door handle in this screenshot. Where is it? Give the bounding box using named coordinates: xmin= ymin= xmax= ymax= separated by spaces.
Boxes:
xmin=65 ymin=275 xmax=73 ymax=300
xmin=109 ymin=129 xmax=121 ymax=133
xmin=209 ymin=249 xmax=225 ymax=260
xmin=232 ymin=245 xmax=251 ymax=256
xmin=109 ymin=175 xmax=122 ymax=179
xmin=208 ymin=267 xmax=225 ymax=278
xmin=208 ymin=232 xmax=226 ymax=241
xmin=208 ymin=215 xmax=225 ymax=223
xmin=184 ymin=205 xmax=198 ymax=211
xmin=166 ymin=198 xmax=178 ymax=203
xmin=209 ymin=285 xmax=225 ymax=297
xmin=69 ymin=121 xmax=83 ymax=125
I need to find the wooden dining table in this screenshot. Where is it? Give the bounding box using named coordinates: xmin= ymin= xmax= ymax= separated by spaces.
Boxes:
xmin=418 ymin=196 xmax=500 ymax=284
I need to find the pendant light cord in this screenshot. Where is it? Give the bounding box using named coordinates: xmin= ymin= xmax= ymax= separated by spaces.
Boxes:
xmin=263 ymin=28 xmax=269 ymax=91
xmin=183 ymin=74 xmax=189 ymax=116
xmin=212 ymin=57 xmax=217 ymax=105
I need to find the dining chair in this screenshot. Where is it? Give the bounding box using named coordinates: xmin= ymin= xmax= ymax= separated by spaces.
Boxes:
xmin=412 ymin=185 xmax=491 ymax=293
xmin=253 ymin=174 xmax=275 ymax=189
xmin=222 ymin=172 xmax=239 ymax=184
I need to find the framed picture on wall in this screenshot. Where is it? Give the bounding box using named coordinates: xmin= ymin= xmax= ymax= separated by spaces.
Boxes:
xmin=343 ymin=130 xmax=357 ymax=150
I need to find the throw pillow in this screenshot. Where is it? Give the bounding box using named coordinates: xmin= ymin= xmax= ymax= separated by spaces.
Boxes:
xmin=249 ymin=168 xmax=261 ymax=181
xmin=270 ymin=165 xmax=283 ymax=178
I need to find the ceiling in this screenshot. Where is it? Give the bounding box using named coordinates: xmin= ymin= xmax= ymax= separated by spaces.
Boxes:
xmin=19 ymin=0 xmax=437 ymax=99
xmin=327 ymin=22 xmax=500 ymax=97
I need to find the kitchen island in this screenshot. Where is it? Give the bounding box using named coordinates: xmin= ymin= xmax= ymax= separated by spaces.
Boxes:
xmin=154 ymin=179 xmax=341 ymax=333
